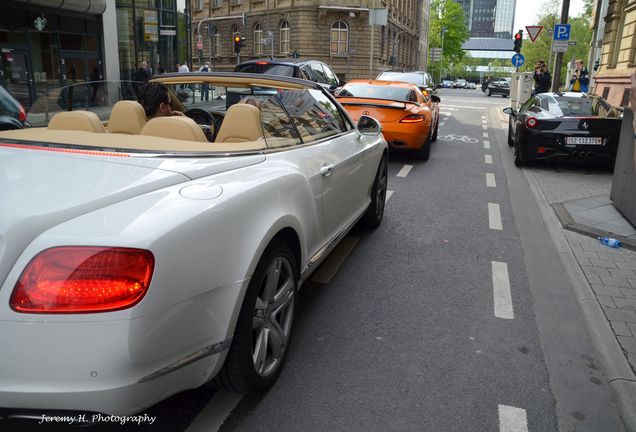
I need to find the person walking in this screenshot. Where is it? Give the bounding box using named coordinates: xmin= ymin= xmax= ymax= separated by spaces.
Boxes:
xmin=198 ymin=62 xmax=210 ymax=101
xmin=137 ymin=61 xmax=152 ymax=82
xmin=533 ymin=61 xmax=551 ymax=94
xmin=570 ymin=59 xmax=589 ymax=93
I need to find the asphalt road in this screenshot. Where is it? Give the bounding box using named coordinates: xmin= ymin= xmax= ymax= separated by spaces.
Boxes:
xmin=5 ymin=88 xmax=626 ymax=432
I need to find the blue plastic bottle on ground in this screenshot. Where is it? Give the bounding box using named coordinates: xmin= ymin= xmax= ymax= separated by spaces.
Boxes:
xmin=598 ymin=236 xmax=621 ymax=248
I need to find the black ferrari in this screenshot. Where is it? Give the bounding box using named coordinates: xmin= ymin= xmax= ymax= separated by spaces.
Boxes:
xmin=504 ymin=92 xmax=622 ymax=166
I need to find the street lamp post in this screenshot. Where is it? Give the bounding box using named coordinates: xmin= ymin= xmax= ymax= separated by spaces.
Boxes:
xmin=439 ymin=26 xmax=446 ymax=83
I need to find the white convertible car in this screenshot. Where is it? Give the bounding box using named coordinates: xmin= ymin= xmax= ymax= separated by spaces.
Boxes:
xmin=0 ymin=73 xmax=387 ymax=418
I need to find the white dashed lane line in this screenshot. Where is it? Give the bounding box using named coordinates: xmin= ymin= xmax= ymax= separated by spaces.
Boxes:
xmin=482 ymin=125 xmax=488 ymax=130
xmin=312 ymin=237 xmax=359 ymax=284
xmin=396 ymin=164 xmax=413 ymax=178
xmin=483 ymin=132 xmax=489 ymax=138
xmin=385 ymin=190 xmax=394 ymax=202
xmin=186 ymin=390 xmax=243 ymax=432
xmin=440 ymin=122 xmax=446 ymax=126
xmin=486 ymin=173 xmax=496 ymax=188
xmin=485 ymin=154 xmax=493 ymax=164
xmin=484 ymin=140 xmax=491 ymax=149
xmin=498 ymin=404 xmax=528 ymax=431
xmin=488 ymin=202 xmax=503 ymax=230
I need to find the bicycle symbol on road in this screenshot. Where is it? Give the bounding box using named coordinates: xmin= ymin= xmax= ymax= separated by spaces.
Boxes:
xmin=437 ymin=134 xmax=479 ymax=143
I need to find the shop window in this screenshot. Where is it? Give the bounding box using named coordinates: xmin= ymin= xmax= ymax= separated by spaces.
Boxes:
xmin=85 ymin=35 xmax=98 ymax=52
xmin=60 ymin=33 xmax=83 ymax=51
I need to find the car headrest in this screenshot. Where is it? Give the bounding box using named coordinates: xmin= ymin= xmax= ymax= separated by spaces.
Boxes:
xmin=108 ymin=101 xmax=146 ymax=134
xmin=216 ymin=104 xmax=263 ymax=143
xmin=140 ymin=116 xmax=208 ymax=142
xmin=48 ymin=111 xmax=106 ymax=133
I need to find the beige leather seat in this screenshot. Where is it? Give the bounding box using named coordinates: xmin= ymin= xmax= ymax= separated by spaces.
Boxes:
xmin=107 ymin=101 xmax=147 ymax=134
xmin=216 ymin=104 xmax=263 ymax=143
xmin=140 ymin=116 xmax=208 ymax=142
xmin=48 ymin=111 xmax=106 ymax=133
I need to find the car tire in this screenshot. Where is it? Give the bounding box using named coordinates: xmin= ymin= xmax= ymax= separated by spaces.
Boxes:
xmin=360 ymin=154 xmax=388 ymax=228
xmin=431 ymin=118 xmax=439 ymax=142
xmin=214 ymin=239 xmax=297 ymax=394
xmin=513 ymin=141 xmax=525 ymax=167
xmin=416 ymin=135 xmax=432 ymax=161
xmin=507 ymin=123 xmax=514 ymax=147
xmin=485 ymin=88 xmax=491 ymax=96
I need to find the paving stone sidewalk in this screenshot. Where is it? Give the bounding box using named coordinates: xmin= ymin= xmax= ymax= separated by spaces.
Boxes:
xmin=529 ymin=164 xmax=636 ymax=372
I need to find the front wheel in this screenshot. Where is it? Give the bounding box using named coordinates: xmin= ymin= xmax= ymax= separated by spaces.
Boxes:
xmin=215 ymin=240 xmax=298 ymax=393
xmin=360 ymin=154 xmax=388 ymax=228
xmin=507 ymin=124 xmax=514 ymax=147
xmin=514 ymin=141 xmax=525 ymax=167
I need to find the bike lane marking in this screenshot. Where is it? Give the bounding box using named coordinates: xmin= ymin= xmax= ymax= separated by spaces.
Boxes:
xmin=385 ymin=190 xmax=394 ymax=203
xmin=186 ymin=390 xmax=243 ymax=432
xmin=396 ymin=165 xmax=413 ymax=178
xmin=498 ymin=404 xmax=528 ymax=431
xmin=486 ymin=173 xmax=496 ymax=188
xmin=485 ymin=154 xmax=493 ymax=164
xmin=488 ymin=202 xmax=503 ymax=230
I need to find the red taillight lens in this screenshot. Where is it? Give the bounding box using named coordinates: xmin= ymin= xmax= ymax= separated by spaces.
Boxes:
xmin=256 ymin=61 xmax=269 ymax=65
xmin=400 ymin=114 xmax=425 ymax=123
xmin=537 ymin=146 xmax=548 ymax=154
xmin=11 ymin=247 xmax=154 ymax=314
xmin=18 ymin=104 xmax=26 ymax=122
xmin=526 ymin=117 xmax=538 ymax=128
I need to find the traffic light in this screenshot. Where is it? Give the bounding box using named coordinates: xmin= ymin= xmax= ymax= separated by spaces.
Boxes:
xmin=233 ymin=34 xmax=246 ymax=54
xmin=513 ymin=30 xmax=523 ymax=54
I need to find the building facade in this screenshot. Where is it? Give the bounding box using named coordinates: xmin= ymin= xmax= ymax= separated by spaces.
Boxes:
xmin=591 ymin=0 xmax=636 ymax=106
xmin=454 ymin=0 xmax=514 ymax=39
xmin=190 ymin=0 xmax=426 ymax=81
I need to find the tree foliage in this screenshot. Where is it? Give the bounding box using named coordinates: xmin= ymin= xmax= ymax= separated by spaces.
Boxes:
xmin=519 ymin=0 xmax=593 ymax=86
xmin=428 ymin=0 xmax=469 ymax=80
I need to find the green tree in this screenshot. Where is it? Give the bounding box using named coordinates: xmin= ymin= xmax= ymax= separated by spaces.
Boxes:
xmin=520 ymin=0 xmax=593 ymax=88
xmin=428 ymin=0 xmax=469 ymax=81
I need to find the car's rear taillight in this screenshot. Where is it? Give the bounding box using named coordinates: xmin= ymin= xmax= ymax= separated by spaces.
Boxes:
xmin=400 ymin=114 xmax=425 ymax=123
xmin=11 ymin=247 xmax=154 ymax=314
xmin=526 ymin=117 xmax=538 ymax=128
xmin=18 ymin=104 xmax=26 ymax=122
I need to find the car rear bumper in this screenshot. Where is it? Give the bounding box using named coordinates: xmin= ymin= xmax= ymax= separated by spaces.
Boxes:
xmin=520 ymin=131 xmax=618 ymax=161
xmin=382 ymin=124 xmax=429 ymax=151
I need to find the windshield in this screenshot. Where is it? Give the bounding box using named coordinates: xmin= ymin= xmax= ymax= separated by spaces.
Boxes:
xmin=337 ymin=84 xmax=414 ymax=102
xmin=235 ymin=63 xmax=297 ymax=77
xmin=546 ymin=96 xmax=620 ymax=117
xmin=376 ymin=72 xmax=427 ymax=86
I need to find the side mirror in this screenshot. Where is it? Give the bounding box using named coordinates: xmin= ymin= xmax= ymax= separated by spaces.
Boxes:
xmin=430 ymin=95 xmax=441 ymax=103
xmin=502 ymin=107 xmax=517 ymax=116
xmin=356 ymin=115 xmax=382 ymax=137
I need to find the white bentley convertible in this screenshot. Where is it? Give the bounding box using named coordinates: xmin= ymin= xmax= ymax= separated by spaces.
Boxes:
xmin=0 ymin=73 xmax=387 ymax=418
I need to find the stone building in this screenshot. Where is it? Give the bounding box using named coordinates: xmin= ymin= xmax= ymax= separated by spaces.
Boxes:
xmin=591 ymin=0 xmax=636 ymax=106
xmin=190 ymin=0 xmax=431 ymax=81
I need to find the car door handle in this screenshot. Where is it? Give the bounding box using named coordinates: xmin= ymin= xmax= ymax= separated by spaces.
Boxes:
xmin=320 ymin=164 xmax=334 ymax=177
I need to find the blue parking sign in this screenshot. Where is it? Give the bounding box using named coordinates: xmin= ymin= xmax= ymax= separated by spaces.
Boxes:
xmin=553 ymin=24 xmax=571 ymax=40
xmin=511 ymin=53 xmax=525 ymax=67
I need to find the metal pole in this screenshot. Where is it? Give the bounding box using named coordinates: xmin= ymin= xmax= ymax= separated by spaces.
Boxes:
xmin=369 ymin=0 xmax=375 ymax=79
xmin=440 ymin=27 xmax=445 ymax=83
xmin=551 ymin=0 xmax=570 ymax=92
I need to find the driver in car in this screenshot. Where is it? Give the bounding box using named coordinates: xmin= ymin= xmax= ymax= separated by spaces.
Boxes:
xmin=137 ymin=83 xmax=185 ymax=119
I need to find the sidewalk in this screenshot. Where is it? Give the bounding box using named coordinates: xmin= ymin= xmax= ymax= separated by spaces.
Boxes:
xmin=524 ymin=164 xmax=636 ymax=431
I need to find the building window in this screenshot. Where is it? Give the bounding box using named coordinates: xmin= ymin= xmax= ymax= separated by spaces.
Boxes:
xmin=280 ymin=21 xmax=290 ymax=54
xmin=621 ymin=88 xmax=631 ymax=107
xmin=330 ymin=21 xmax=348 ymax=55
xmin=254 ymin=23 xmax=263 ymax=55
xmin=214 ymin=28 xmax=220 ymax=57
xmin=231 ymin=0 xmax=241 ymax=5
xmin=195 ymin=0 xmax=203 ymax=11
xmin=602 ymin=87 xmax=610 ymax=99
xmin=213 ymin=0 xmax=223 ymax=6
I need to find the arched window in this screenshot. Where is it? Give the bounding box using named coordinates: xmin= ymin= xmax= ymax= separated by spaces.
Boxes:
xmin=330 ymin=21 xmax=348 ymax=55
xmin=280 ymin=21 xmax=290 ymax=54
xmin=254 ymin=23 xmax=263 ymax=55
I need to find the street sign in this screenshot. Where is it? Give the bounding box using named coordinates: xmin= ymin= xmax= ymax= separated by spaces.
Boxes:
xmin=552 ymin=40 xmax=569 ymax=52
xmin=553 ymin=24 xmax=571 ymax=40
xmin=196 ymin=36 xmax=203 ymax=50
xmin=430 ymin=47 xmax=442 ymax=61
xmin=568 ymin=41 xmax=577 ymax=46
xmin=525 ymin=26 xmax=543 ymax=43
xmin=511 ymin=53 xmax=525 ymax=67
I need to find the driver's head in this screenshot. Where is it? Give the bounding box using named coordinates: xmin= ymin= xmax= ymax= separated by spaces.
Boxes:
xmin=137 ymin=83 xmax=172 ymax=119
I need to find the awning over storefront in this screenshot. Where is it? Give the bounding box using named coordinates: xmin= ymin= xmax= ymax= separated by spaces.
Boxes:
xmin=11 ymin=0 xmax=106 ymax=14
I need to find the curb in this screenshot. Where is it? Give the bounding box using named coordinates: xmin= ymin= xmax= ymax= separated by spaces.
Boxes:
xmin=551 ymin=203 xmax=636 ymax=252
xmin=523 ymin=167 xmax=636 ymax=432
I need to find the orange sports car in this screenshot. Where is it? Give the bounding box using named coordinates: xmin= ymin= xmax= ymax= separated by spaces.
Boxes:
xmin=336 ymin=80 xmax=441 ymax=160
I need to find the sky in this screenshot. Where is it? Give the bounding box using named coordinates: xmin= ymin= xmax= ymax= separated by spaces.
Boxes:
xmin=513 ymin=0 xmax=585 ymax=34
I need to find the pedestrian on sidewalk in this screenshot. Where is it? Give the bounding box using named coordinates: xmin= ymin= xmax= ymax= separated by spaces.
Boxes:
xmin=198 ymin=62 xmax=210 ymax=101
xmin=570 ymin=59 xmax=589 ymax=93
xmin=533 ymin=61 xmax=551 ymax=94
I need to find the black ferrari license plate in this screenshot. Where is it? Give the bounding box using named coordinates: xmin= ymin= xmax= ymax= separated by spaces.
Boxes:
xmin=566 ymin=137 xmax=602 ymax=145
